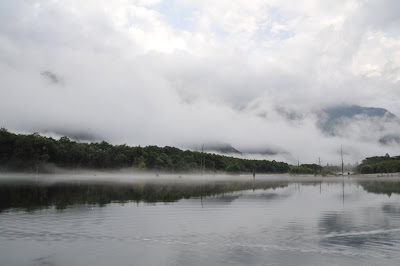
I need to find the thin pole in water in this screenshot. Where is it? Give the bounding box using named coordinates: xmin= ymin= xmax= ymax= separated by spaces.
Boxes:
xmin=341 ymin=146 xmax=344 ymax=175
xmin=342 ymin=179 xmax=345 ymax=205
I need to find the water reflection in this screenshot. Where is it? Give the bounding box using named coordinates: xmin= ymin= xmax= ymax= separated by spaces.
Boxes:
xmin=317 ymin=180 xmax=400 ymax=257
xmin=319 ymin=208 xmax=399 ymax=252
xmin=2 ymin=177 xmax=400 ymax=212
xmin=359 ymin=181 xmax=400 ymax=197
xmin=0 ymin=178 xmax=288 ymax=212
xmin=1 ymin=176 xmax=400 ymax=265
xmin=383 ymin=204 xmax=400 ymax=216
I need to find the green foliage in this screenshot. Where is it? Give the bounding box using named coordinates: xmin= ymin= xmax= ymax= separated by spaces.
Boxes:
xmin=114 ymin=154 xmax=129 ymax=168
xmin=0 ymin=128 xmax=290 ymax=174
xmin=301 ymin=164 xmax=322 ymax=171
xmin=226 ymin=163 xmax=241 ymax=174
xmin=360 ymin=165 xmax=373 ymax=174
xmin=138 ymin=161 xmax=146 ymax=170
xmin=356 ymin=154 xmax=400 ymax=174
xmin=290 ymin=164 xmax=322 ymax=175
xmin=321 ymin=169 xmax=333 ymax=175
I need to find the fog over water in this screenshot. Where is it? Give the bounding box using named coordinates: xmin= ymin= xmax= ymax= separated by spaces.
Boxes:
xmin=1 ymin=1 xmax=400 ymax=164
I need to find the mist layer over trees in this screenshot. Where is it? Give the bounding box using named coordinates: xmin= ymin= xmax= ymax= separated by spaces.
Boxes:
xmin=0 ymin=128 xmax=289 ymax=174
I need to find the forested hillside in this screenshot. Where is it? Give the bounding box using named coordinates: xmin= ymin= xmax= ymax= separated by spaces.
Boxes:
xmin=0 ymin=128 xmax=289 ymax=174
xmin=356 ymin=154 xmax=400 ymax=174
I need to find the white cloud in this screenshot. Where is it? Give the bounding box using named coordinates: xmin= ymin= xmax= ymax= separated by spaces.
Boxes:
xmin=1 ymin=0 xmax=400 ymax=165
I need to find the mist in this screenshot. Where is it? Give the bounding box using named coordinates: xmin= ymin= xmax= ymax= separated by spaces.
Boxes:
xmin=1 ymin=0 xmax=400 ymax=165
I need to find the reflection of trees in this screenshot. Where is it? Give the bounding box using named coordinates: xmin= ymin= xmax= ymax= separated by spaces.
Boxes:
xmin=359 ymin=181 xmax=400 ymax=197
xmin=0 ymin=180 xmax=288 ymax=212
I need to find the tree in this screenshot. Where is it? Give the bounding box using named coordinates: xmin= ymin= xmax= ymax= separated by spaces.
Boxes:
xmin=114 ymin=154 xmax=129 ymax=168
xmin=0 ymin=128 xmax=291 ymax=174
xmin=226 ymin=163 xmax=241 ymax=174
xmin=360 ymin=165 xmax=373 ymax=174
xmin=138 ymin=161 xmax=146 ymax=170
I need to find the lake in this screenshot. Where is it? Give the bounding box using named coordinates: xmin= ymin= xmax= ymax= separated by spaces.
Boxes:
xmin=1 ymin=174 xmax=400 ymax=265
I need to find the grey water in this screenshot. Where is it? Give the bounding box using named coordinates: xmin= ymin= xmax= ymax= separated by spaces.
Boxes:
xmin=1 ymin=175 xmax=400 ymax=265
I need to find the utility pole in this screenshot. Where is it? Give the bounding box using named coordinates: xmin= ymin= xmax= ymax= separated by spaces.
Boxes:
xmin=319 ymin=157 xmax=322 ymax=174
xmin=203 ymin=151 xmax=206 ymax=174
xmin=341 ymin=146 xmax=344 ymax=175
xmin=201 ymin=144 xmax=204 ymax=176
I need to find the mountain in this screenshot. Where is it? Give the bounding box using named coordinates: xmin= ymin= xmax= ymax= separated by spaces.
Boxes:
xmin=240 ymin=148 xmax=284 ymax=156
xmin=379 ymin=135 xmax=400 ymax=145
xmin=191 ymin=142 xmax=242 ymax=155
xmin=317 ymin=105 xmax=399 ymax=136
xmin=38 ymin=128 xmax=102 ymax=142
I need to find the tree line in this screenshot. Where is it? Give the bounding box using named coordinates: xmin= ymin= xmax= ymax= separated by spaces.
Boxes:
xmin=289 ymin=163 xmax=330 ymax=175
xmin=356 ymin=154 xmax=400 ymax=174
xmin=0 ymin=128 xmax=290 ymax=174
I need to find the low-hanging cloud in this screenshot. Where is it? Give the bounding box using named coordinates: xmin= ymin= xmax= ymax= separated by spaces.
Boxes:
xmin=1 ymin=0 xmax=400 ymax=165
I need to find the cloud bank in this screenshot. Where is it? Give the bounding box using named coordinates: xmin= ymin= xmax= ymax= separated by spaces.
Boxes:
xmin=1 ymin=0 xmax=400 ymax=165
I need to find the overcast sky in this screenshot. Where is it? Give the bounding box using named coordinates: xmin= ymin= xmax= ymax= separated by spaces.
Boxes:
xmin=1 ymin=0 xmax=400 ymax=165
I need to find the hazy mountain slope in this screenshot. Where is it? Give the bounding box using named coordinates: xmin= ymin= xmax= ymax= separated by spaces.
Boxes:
xmin=191 ymin=142 xmax=242 ymax=155
xmin=317 ymin=105 xmax=399 ymax=137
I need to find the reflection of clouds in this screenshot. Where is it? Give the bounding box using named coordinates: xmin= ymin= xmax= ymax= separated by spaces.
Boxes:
xmin=205 ymin=189 xmax=291 ymax=205
xmin=223 ymin=247 xmax=259 ymax=265
xmin=260 ymin=221 xmax=306 ymax=245
xmin=203 ymin=194 xmax=241 ymax=206
xmin=246 ymin=191 xmax=292 ymax=201
xmin=3 ymin=178 xmax=400 ymax=265
xmin=319 ymin=212 xmax=354 ymax=235
xmin=382 ymin=204 xmax=400 ymax=216
xmin=318 ymin=211 xmax=370 ymax=247
xmin=32 ymin=254 xmax=55 ymax=266
xmin=318 ymin=204 xmax=400 ymax=249
xmin=255 ymin=192 xmax=280 ymax=200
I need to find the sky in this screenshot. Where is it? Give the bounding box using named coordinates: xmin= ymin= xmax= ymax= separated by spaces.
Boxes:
xmin=1 ymin=0 xmax=400 ymax=165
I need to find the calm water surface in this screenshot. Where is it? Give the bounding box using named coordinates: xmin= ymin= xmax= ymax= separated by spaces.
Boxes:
xmin=1 ymin=174 xmax=400 ymax=265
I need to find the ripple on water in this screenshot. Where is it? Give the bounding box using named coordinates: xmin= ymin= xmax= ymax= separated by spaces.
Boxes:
xmin=1 ymin=181 xmax=400 ymax=265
